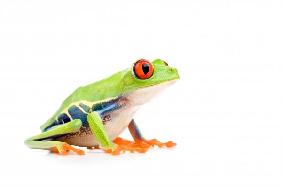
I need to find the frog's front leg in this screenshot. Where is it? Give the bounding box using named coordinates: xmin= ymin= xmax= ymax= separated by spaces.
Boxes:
xmin=87 ymin=111 xmax=116 ymax=150
xmin=129 ymin=119 xmax=176 ymax=147
xmin=113 ymin=119 xmax=176 ymax=153
xmin=25 ymin=119 xmax=85 ymax=155
xmin=87 ymin=112 xmax=151 ymax=155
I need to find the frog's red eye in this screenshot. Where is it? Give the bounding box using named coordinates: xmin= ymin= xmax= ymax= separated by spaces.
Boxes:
xmin=133 ymin=59 xmax=154 ymax=79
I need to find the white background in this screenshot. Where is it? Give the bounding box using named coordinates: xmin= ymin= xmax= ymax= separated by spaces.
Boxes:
xmin=0 ymin=0 xmax=281 ymax=187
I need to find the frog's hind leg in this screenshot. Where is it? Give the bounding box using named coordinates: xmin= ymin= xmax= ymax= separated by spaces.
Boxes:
xmin=25 ymin=119 xmax=85 ymax=155
xmin=112 ymin=119 xmax=176 ymax=154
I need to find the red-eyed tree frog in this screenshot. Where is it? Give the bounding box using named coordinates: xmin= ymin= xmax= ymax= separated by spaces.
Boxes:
xmin=25 ymin=59 xmax=180 ymax=155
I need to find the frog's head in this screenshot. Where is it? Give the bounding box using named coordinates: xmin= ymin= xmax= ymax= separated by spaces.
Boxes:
xmin=122 ymin=59 xmax=180 ymax=104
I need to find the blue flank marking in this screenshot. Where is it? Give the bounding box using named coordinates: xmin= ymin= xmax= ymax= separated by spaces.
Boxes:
xmin=96 ymin=102 xmax=121 ymax=116
xmin=68 ymin=105 xmax=88 ymax=126
xmin=43 ymin=97 xmax=124 ymax=132
xmin=57 ymin=113 xmax=71 ymax=124
xmin=79 ymin=103 xmax=91 ymax=113
xmin=92 ymin=97 xmax=122 ymax=116
xmin=44 ymin=120 xmax=59 ymax=132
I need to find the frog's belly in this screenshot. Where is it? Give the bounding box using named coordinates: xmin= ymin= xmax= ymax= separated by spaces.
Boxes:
xmin=56 ymin=105 xmax=139 ymax=147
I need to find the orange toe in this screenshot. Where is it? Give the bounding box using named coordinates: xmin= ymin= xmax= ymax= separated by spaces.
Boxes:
xmin=62 ymin=143 xmax=85 ymax=155
xmin=145 ymin=139 xmax=176 ymax=148
xmin=50 ymin=143 xmax=85 ymax=155
xmin=164 ymin=141 xmax=177 ymax=148
xmin=104 ymin=146 xmax=121 ymax=155
xmin=50 ymin=147 xmax=59 ymax=154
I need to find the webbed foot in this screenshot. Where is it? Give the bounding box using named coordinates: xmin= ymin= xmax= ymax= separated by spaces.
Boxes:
xmin=104 ymin=137 xmax=176 ymax=155
xmin=50 ymin=143 xmax=85 ymax=155
xmin=103 ymin=137 xmax=149 ymax=155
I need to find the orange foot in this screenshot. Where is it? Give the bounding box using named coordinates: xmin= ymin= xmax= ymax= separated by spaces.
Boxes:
xmin=104 ymin=137 xmax=176 ymax=155
xmin=50 ymin=143 xmax=85 ymax=155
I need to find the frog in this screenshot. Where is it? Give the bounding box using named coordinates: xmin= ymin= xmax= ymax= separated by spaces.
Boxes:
xmin=25 ymin=59 xmax=180 ymax=155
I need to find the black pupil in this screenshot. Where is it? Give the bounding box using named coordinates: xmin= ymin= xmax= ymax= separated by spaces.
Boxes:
xmin=142 ymin=63 xmax=150 ymax=74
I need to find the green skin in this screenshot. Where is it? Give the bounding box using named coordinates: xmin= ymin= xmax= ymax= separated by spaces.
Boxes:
xmin=25 ymin=59 xmax=179 ymax=154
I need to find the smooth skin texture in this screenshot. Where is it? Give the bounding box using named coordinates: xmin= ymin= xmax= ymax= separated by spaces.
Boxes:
xmin=25 ymin=59 xmax=179 ymax=155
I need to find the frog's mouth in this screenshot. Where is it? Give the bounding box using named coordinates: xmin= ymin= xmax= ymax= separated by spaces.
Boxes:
xmin=126 ymin=79 xmax=178 ymax=106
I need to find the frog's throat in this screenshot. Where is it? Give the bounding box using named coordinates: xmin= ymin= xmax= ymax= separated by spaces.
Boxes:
xmin=125 ymin=80 xmax=177 ymax=106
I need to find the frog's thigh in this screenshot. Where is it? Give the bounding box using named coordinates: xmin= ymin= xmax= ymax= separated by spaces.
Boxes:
xmin=25 ymin=119 xmax=82 ymax=151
